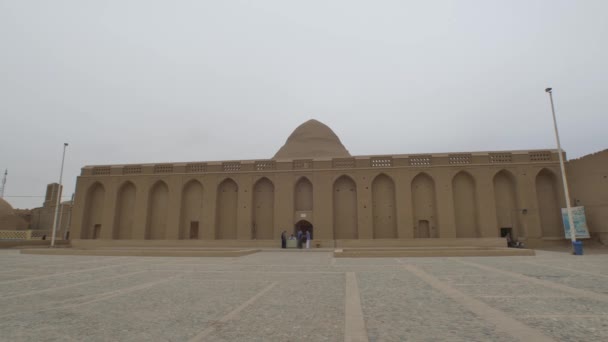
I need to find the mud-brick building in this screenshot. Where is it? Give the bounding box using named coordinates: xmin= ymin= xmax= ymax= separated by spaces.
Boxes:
xmin=69 ymin=119 xmax=608 ymax=247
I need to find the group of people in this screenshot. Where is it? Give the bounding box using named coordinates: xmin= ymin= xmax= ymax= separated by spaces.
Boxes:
xmin=281 ymin=229 xmax=311 ymax=249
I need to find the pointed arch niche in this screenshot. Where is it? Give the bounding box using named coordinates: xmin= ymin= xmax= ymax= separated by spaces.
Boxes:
xmin=146 ymin=181 xmax=169 ymax=240
xmin=411 ymin=173 xmax=438 ymax=238
xmin=82 ymin=182 xmax=105 ymax=239
xmin=453 ymin=171 xmax=479 ymax=238
xmin=216 ymin=178 xmax=238 ymax=239
xmin=115 ymin=181 xmax=136 ymax=240
xmin=294 ymin=177 xmax=313 ymax=212
xmin=253 ymin=178 xmax=275 ymax=240
xmin=333 ymin=175 xmax=357 ymax=239
xmin=536 ymin=169 xmax=563 ymax=237
xmin=180 ymin=180 xmax=204 ymax=239
xmin=372 ymin=174 xmax=397 ymax=239
xmin=493 ymin=170 xmax=520 ymax=238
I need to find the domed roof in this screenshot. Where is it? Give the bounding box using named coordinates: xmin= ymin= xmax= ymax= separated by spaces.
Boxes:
xmin=0 ymin=198 xmax=14 ymax=217
xmin=0 ymin=197 xmax=27 ymax=230
xmin=273 ymin=119 xmax=351 ymax=160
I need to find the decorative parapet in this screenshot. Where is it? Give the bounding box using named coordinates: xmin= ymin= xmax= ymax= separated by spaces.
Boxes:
xmin=529 ymin=151 xmax=552 ymax=162
xmin=448 ymin=154 xmax=472 ymax=165
xmin=332 ymin=158 xmax=356 ymax=168
xmin=409 ymin=155 xmax=432 ymax=166
xmin=255 ymin=160 xmax=276 ymax=171
xmin=370 ymin=157 xmax=393 ymax=168
xmin=92 ymin=167 xmax=111 ymax=175
xmin=490 ymin=153 xmax=513 ymax=163
xmin=80 ymin=150 xmax=560 ymax=176
xmin=222 ymin=162 xmax=241 ymax=172
xmin=153 ymin=164 xmax=173 ymax=174
xmin=187 ymin=163 xmax=207 ymax=173
xmin=123 ymin=165 xmax=142 ymax=175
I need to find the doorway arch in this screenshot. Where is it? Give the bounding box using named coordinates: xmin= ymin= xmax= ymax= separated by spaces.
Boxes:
xmin=295 ymin=220 xmax=313 ymax=239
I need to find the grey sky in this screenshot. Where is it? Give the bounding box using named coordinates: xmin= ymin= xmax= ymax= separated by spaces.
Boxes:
xmin=1 ymin=0 xmax=606 ymax=209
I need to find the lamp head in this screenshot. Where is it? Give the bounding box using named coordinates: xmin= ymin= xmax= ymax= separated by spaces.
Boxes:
xmin=545 ymin=88 xmax=552 ymax=93
xmin=64 ymin=143 xmax=69 ymax=147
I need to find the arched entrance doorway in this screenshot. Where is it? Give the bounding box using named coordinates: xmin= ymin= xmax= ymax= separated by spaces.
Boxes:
xmin=295 ymin=220 xmax=313 ymax=239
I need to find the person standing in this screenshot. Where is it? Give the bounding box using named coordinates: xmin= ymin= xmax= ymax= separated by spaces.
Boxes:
xmin=305 ymin=230 xmax=311 ymax=249
xmin=297 ymin=229 xmax=303 ymax=249
xmin=281 ymin=230 xmax=287 ymax=249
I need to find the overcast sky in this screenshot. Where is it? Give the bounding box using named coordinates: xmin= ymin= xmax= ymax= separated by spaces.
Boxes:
xmin=1 ymin=0 xmax=606 ymax=209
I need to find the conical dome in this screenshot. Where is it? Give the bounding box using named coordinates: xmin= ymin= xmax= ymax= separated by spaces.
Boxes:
xmin=273 ymin=119 xmax=351 ymax=159
xmin=0 ymin=198 xmax=14 ymax=217
xmin=0 ymin=198 xmax=27 ymax=230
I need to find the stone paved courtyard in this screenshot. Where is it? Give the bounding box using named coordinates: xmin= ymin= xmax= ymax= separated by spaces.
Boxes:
xmin=0 ymin=249 xmax=607 ymax=341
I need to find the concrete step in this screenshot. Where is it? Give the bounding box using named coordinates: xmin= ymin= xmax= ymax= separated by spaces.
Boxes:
xmin=20 ymin=248 xmax=259 ymax=258
xmin=334 ymin=247 xmax=535 ymax=257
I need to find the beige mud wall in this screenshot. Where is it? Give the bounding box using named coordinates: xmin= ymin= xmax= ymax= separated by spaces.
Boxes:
xmin=294 ymin=177 xmax=313 ymax=211
xmin=453 ymin=172 xmax=479 ymax=238
xmin=146 ymin=182 xmax=168 ymax=239
xmin=252 ymin=178 xmax=274 ymax=239
xmin=82 ymin=183 xmax=105 ymax=239
xmin=493 ymin=171 xmax=519 ymax=238
xmin=536 ymin=169 xmax=563 ymax=238
xmin=411 ymin=173 xmax=438 ymax=238
xmin=115 ymin=182 xmax=136 ymax=239
xmin=372 ymin=174 xmax=397 ymax=238
xmin=180 ymin=180 xmax=204 ymax=239
xmin=333 ymin=175 xmax=358 ymax=239
xmin=69 ymin=117 xmax=581 ymax=248
xmin=567 ymin=150 xmax=608 ymax=242
xmin=216 ymin=179 xmax=238 ymax=239
xmin=70 ymin=163 xmax=570 ymax=247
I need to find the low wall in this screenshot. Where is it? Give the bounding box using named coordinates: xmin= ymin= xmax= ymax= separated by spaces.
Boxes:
xmin=0 ymin=240 xmax=69 ymax=249
xmin=336 ymin=238 xmax=507 ymax=248
xmin=21 ymin=248 xmax=259 ymax=257
xmin=71 ymin=238 xmax=510 ymax=249
xmin=71 ymin=239 xmax=281 ymax=249
xmin=335 ymin=247 xmax=535 ymax=258
xmin=0 ymin=230 xmax=52 ymax=240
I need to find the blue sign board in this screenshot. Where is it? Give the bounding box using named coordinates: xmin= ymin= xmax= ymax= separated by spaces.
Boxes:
xmin=561 ymin=206 xmax=590 ymax=239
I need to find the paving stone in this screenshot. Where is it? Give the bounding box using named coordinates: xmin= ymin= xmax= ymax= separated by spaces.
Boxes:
xmin=524 ymin=316 xmax=608 ymax=341
xmin=0 ymin=249 xmax=607 ymax=341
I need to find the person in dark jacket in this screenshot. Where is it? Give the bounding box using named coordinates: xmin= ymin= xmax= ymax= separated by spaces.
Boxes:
xmin=281 ymin=230 xmax=287 ymax=249
xmin=297 ymin=229 xmax=303 ymax=249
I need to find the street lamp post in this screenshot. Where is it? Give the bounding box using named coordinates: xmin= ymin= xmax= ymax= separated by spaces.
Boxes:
xmin=545 ymin=88 xmax=578 ymax=254
xmin=51 ymin=143 xmax=68 ymax=247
